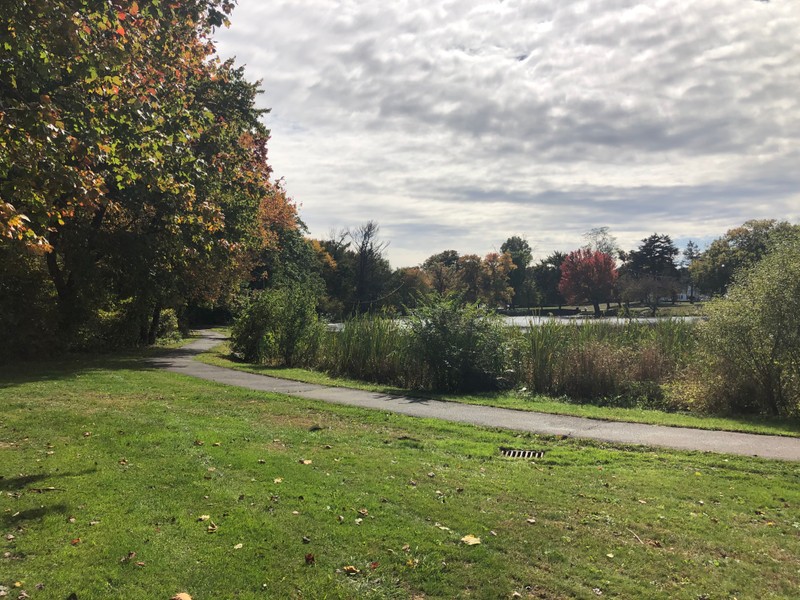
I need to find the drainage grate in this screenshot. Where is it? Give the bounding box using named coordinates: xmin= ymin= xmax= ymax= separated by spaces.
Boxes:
xmin=499 ymin=447 xmax=545 ymax=459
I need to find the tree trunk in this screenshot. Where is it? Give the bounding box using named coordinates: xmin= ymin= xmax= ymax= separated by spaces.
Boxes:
xmin=592 ymin=301 xmax=601 ymax=318
xmin=146 ymin=304 xmax=162 ymax=345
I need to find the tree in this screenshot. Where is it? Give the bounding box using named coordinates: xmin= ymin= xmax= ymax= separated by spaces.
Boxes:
xmin=531 ymin=251 xmax=566 ymax=308
xmin=388 ymin=267 xmax=431 ymax=313
xmin=697 ymin=234 xmax=800 ymax=415
xmin=500 ymin=236 xmax=533 ymax=307
xmin=480 ymin=252 xmax=516 ymax=307
xmin=349 ymin=221 xmax=391 ymax=314
xmin=422 ymin=250 xmax=460 ymax=294
xmin=1 ymin=0 xmax=288 ymax=348
xmin=625 ymin=234 xmax=679 ymax=278
xmin=456 ymin=254 xmax=484 ymax=303
xmin=690 ymin=220 xmax=800 ymax=295
xmin=558 ymin=249 xmax=617 ymax=317
xmin=681 ymin=240 xmax=701 ymax=302
xmin=583 ymin=226 xmax=620 ymax=258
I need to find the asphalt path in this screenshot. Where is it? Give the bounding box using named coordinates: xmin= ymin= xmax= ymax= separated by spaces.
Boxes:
xmin=151 ymin=330 xmax=800 ymax=462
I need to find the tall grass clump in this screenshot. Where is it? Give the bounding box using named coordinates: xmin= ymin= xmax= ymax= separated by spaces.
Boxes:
xmin=318 ymin=314 xmax=416 ymax=387
xmin=511 ymin=319 xmax=696 ymax=407
xmin=230 ymin=284 xmax=325 ymax=367
xmin=674 ymin=237 xmax=800 ymax=416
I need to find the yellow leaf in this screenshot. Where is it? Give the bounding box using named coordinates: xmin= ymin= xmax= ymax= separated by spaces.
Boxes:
xmin=343 ymin=565 xmax=360 ymax=575
xmin=461 ymin=535 xmax=481 ymax=545
xmin=171 ymin=594 xmax=192 ymax=600
xmin=197 ymin=515 xmax=210 ymax=522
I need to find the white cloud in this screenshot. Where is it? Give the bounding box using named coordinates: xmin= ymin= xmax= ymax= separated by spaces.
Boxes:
xmin=215 ymin=0 xmax=800 ymax=266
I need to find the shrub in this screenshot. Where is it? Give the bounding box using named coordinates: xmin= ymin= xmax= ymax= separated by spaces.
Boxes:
xmin=407 ymin=294 xmax=508 ymax=392
xmin=231 ymin=285 xmax=324 ymax=367
xmin=693 ymin=237 xmax=800 ymax=416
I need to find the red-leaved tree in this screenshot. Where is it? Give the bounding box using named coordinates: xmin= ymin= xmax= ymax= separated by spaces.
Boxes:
xmin=558 ymin=249 xmax=618 ymax=317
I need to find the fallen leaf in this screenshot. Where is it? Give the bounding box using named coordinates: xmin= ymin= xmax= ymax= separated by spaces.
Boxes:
xmin=212 ymin=442 xmax=221 ymax=447
xmin=358 ymin=508 xmax=369 ymax=516
xmin=370 ymin=561 xmax=379 ymax=569
xmin=435 ymin=523 xmax=451 ymax=531
xmin=197 ymin=515 xmax=211 ymax=522
xmin=343 ymin=565 xmax=360 ymax=575
xmin=70 ymin=538 xmax=81 ymax=545
xmin=402 ymin=543 xmax=411 ymax=552
xmin=83 ymin=432 xmax=91 ymax=437
xmin=135 ymin=561 xmax=145 ymax=567
xmin=427 ymin=472 xmax=435 ymax=478
xmin=273 ymin=478 xmax=283 ymax=484
xmin=299 ymin=459 xmax=312 ymax=465
xmin=489 ymin=530 xmax=497 ymax=536
xmin=194 ymin=440 xmax=204 ymax=446
xmin=5 ymin=534 xmax=14 ymax=541
xmin=606 ymin=553 xmax=614 ymax=558
xmin=305 ymin=553 xmax=315 ymax=565
xmin=302 ymin=536 xmax=311 ymax=544
xmin=526 ymin=518 xmax=536 ymax=524
xmin=171 ymin=594 xmax=193 ymax=600
xmin=207 ymin=522 xmax=217 ymax=533
xmin=461 ymin=535 xmax=481 ymax=545
xmin=292 ymin=511 xmax=300 ymax=515
xmin=233 ymin=543 xmax=243 ymax=549
xmin=354 ymin=518 xmax=363 ymax=525
xmin=120 ymin=551 xmax=136 ymax=563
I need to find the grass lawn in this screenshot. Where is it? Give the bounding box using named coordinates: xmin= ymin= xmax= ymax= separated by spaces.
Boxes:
xmin=2 ymin=351 xmax=799 ymax=599
xmin=197 ymin=341 xmax=800 ymax=439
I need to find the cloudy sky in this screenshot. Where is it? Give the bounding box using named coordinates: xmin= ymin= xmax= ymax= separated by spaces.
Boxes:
xmin=214 ymin=0 xmax=800 ymax=267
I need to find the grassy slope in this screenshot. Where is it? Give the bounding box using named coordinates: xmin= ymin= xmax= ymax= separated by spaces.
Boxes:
xmin=1 ymin=353 xmax=799 ymax=599
xmin=197 ymin=342 xmax=800 ymax=438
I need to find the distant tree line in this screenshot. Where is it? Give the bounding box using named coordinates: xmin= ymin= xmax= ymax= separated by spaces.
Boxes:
xmin=297 ymin=218 xmax=800 ymax=321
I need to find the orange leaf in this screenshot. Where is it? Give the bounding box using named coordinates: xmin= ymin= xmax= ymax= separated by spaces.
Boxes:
xmin=131 ymin=2 xmax=140 ymax=16
xmin=117 ymin=11 xmax=126 ymax=20
xmin=116 ymin=25 xmax=125 ymax=36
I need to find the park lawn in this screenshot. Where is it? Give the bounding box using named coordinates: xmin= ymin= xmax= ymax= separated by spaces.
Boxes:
xmin=198 ymin=341 xmax=800 ymax=439
xmin=2 ymin=352 xmax=799 ymax=599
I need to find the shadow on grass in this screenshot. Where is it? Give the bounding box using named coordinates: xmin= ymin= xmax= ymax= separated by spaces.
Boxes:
xmin=0 ymin=330 xmax=216 ymax=390
xmin=0 ymin=469 xmax=98 ymax=492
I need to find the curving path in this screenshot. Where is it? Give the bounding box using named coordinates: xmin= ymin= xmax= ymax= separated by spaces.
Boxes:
xmin=150 ymin=330 xmax=800 ymax=462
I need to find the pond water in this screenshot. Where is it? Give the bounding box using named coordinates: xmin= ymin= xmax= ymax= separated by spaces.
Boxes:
xmin=328 ymin=316 xmax=702 ymax=331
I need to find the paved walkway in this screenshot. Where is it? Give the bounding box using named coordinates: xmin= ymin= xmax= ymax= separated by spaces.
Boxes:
xmin=152 ymin=331 xmax=800 ymax=462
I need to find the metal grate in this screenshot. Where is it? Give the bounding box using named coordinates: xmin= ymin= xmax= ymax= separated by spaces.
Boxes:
xmin=499 ymin=447 xmax=545 ymax=459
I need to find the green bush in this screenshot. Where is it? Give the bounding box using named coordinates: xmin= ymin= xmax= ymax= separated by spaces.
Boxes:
xmin=694 ymin=237 xmax=800 ymax=416
xmin=231 ymin=285 xmax=324 ymax=367
xmin=407 ymin=294 xmax=508 ymax=392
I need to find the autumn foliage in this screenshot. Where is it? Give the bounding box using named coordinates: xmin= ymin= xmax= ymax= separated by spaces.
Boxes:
xmin=0 ymin=1 xmax=297 ymax=352
xmin=558 ymin=249 xmax=618 ymax=317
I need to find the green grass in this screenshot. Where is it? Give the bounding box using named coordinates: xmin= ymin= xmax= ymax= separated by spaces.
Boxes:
xmin=198 ymin=341 xmax=800 ymax=439
xmin=2 ymin=352 xmax=800 ymax=599
xmin=0 ymin=356 xmax=800 ymax=600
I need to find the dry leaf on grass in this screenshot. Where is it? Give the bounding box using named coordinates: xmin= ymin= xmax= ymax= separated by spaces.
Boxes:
xmin=299 ymin=459 xmax=312 ymax=465
xmin=197 ymin=515 xmax=210 ymax=522
xmin=460 ymin=535 xmax=481 ymax=545
xmin=171 ymin=594 xmax=193 ymax=600
xmin=343 ymin=565 xmax=360 ymax=575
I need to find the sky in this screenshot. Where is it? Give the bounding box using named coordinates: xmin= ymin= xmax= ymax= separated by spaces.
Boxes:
xmin=214 ymin=0 xmax=800 ymax=267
